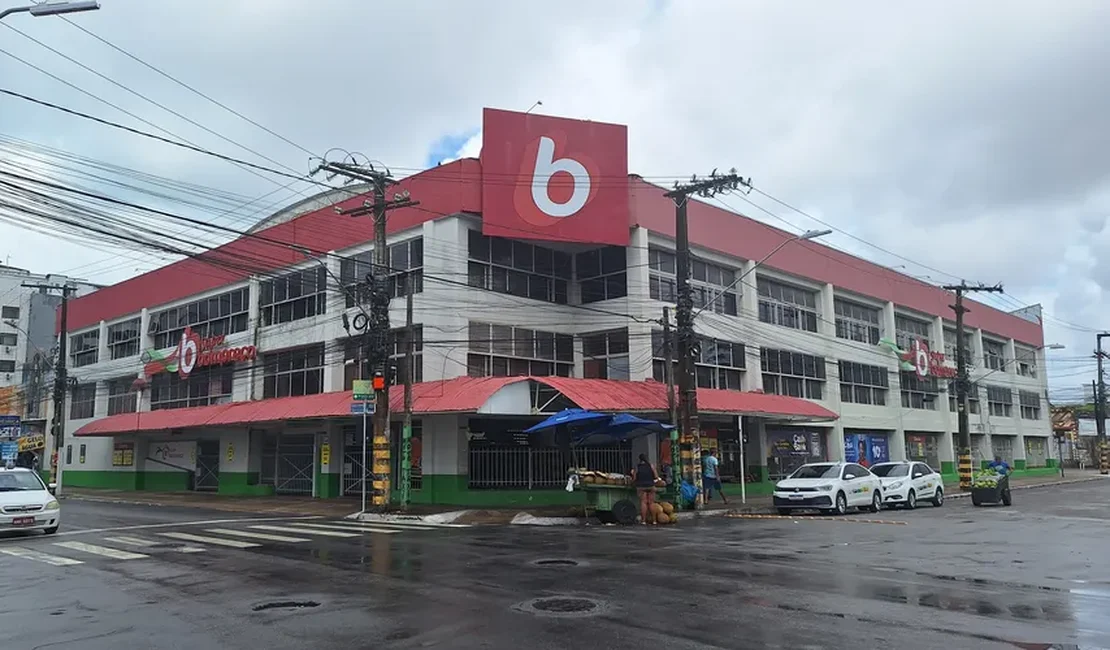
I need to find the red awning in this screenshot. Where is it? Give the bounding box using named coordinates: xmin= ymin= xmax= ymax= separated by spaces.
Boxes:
xmin=73 ymin=376 xmax=834 ymax=437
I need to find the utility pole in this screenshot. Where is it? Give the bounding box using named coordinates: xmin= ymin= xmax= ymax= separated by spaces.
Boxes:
xmin=942 ymin=281 xmax=1003 ymax=490
xmin=311 ymin=159 xmax=418 ymax=509
xmin=400 ymin=275 xmax=415 ymax=511
xmin=1095 ymin=333 xmax=1110 ymax=474
xmin=664 ymin=170 xmax=750 ymax=509
xmin=662 ymin=307 xmax=676 ymax=427
xmin=22 ymin=282 xmax=76 ymax=496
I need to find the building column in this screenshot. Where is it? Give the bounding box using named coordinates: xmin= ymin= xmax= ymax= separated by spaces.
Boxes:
xmin=818 ymin=283 xmax=835 ymax=338
xmin=315 ymin=424 xmax=343 ymax=499
xmin=217 ymin=428 xmax=253 ymax=495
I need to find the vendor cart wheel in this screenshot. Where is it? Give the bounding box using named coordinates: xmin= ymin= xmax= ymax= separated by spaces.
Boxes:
xmin=611 ymin=499 xmax=639 ymax=525
xmin=596 ymin=511 xmax=617 ymax=525
xmin=971 ymin=494 xmax=982 ymax=507
xmin=1001 ymin=489 xmax=1012 ymax=507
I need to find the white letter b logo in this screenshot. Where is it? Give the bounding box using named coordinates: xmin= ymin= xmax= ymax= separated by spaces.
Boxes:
xmin=530 ymin=136 xmax=591 ymax=218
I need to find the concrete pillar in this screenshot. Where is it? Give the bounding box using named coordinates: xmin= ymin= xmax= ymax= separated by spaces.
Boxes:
xmin=218 ymin=428 xmax=252 ymax=495
xmin=96 ymin=319 xmax=108 ymax=363
xmin=1004 ymin=338 xmax=1018 ymax=377
xmin=315 ymin=425 xmax=343 ymax=498
xmin=818 ymin=283 xmax=836 ymax=338
xmin=881 ymin=301 xmax=896 ymax=345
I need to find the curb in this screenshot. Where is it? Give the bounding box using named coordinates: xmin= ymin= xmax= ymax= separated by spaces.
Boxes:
xmin=350 ymin=510 xmax=471 ymax=525
xmin=946 ymin=475 xmax=1105 ymax=499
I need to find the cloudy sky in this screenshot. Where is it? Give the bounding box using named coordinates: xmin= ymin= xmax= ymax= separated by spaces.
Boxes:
xmin=0 ymin=0 xmax=1106 ymax=398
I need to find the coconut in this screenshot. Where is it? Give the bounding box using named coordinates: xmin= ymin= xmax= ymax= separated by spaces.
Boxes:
xmin=660 ymin=502 xmax=675 ymax=515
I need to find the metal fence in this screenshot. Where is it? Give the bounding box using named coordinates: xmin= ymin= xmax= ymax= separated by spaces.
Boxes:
xmin=468 ymin=445 xmax=633 ymax=490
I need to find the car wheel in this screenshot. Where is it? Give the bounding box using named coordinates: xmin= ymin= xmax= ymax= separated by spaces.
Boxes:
xmin=869 ymin=491 xmax=882 ymax=513
xmin=776 ymin=508 xmax=792 ymax=516
xmin=905 ymin=489 xmax=917 ymax=510
xmin=43 ymin=525 xmax=58 ymax=535
xmin=931 ymin=488 xmax=944 ymax=507
xmin=834 ymin=492 xmax=848 ymax=516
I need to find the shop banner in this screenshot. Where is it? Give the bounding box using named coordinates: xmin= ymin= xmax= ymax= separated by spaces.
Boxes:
xmin=149 ymin=441 xmax=196 ymax=470
xmin=113 ymin=442 xmax=135 ymax=467
xmin=0 ymin=415 xmax=20 ymax=440
xmin=0 ymin=441 xmax=16 ymax=462
xmin=844 ymin=433 xmax=890 ymax=467
xmin=17 ymin=434 xmax=45 ymax=452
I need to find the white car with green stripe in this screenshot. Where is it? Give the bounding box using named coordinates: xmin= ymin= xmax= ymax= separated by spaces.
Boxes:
xmin=870 ymin=461 xmax=944 ymax=509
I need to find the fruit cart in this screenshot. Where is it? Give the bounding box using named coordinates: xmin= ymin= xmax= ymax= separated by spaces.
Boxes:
xmin=971 ymin=470 xmax=1011 ymax=506
xmin=575 ymin=473 xmax=642 ymax=525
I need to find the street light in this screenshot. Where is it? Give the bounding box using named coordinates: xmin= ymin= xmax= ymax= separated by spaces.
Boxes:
xmin=0 ymin=1 xmax=99 ymax=22
xmin=694 ymin=228 xmax=833 ymax=319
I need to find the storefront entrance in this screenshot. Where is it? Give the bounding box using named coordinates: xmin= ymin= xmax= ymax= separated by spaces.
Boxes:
xmin=766 ymin=427 xmax=827 ymax=482
xmin=341 ymin=424 xmax=366 ymax=497
xmin=194 ymin=440 xmax=220 ymax=491
xmin=1025 ymin=436 xmax=1047 ymax=467
xmin=991 ymin=435 xmax=1016 ymax=464
xmin=261 ymin=433 xmax=315 ymax=495
xmin=905 ymin=431 xmax=942 ymax=469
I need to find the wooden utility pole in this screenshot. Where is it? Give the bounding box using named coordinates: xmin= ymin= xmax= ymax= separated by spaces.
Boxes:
xmin=400 ymin=275 xmax=415 ymax=511
xmin=311 ymin=159 xmax=418 ymax=509
xmin=1095 ymin=333 xmax=1110 ymax=474
xmin=664 ymin=170 xmax=749 ymax=509
xmin=942 ymin=281 xmax=1003 ymax=490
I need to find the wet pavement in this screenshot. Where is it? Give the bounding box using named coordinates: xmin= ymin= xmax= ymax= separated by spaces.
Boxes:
xmin=1 ymin=483 xmax=1108 ymax=649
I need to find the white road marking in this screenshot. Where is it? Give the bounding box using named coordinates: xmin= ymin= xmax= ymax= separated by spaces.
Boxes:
xmin=335 ymin=519 xmax=469 ymax=529
xmin=37 ymin=515 xmax=323 ymax=539
xmin=206 ymin=528 xmax=310 ymax=543
xmin=158 ymin=532 xmax=260 ymax=548
xmin=53 ymin=541 xmax=148 ymax=560
xmin=0 ymin=546 xmax=83 ymax=566
xmin=249 ymin=524 xmax=361 ymax=538
xmin=104 ymin=535 xmax=206 ymax=553
xmin=292 ymin=522 xmax=403 ymax=534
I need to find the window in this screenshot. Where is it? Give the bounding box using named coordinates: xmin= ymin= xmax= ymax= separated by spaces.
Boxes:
xmin=582 ymin=328 xmax=630 ymax=380
xmin=943 ymin=328 xmax=974 ymax=367
xmin=344 ymin=326 xmax=423 ymax=389
xmin=648 ymin=248 xmax=738 ymax=316
xmin=467 ymin=231 xmax=569 ymax=304
xmin=0 ymin=332 xmax=16 ymax=347
xmin=260 ymin=267 xmax=327 ymax=326
xmin=151 ymin=287 xmax=249 ymax=350
xmin=983 ymin=339 xmax=1006 ymax=371
xmin=834 ymin=299 xmax=881 ymax=345
xmin=948 ymin=380 xmax=981 ymax=414
xmin=70 ymin=329 xmax=99 ymax=368
xmin=838 ymin=361 xmax=888 ymax=406
xmin=149 ymin=366 xmax=234 ymax=410
xmin=986 ymin=385 xmax=1013 ymax=417
xmin=894 ymin=315 xmax=931 ymax=350
xmin=900 ymin=370 xmax=939 ymax=410
xmin=107 ymin=318 xmax=141 ymax=360
xmin=577 ymin=247 xmax=628 ymax=303
xmin=758 ymin=278 xmax=818 ymax=332
xmin=1016 ymin=346 xmax=1037 ymax=378
xmin=339 ymin=238 xmax=425 ymax=308
xmin=107 ymin=377 xmax=138 ymax=416
xmin=467 ymin=321 xmax=573 ymax=377
xmin=1019 ymin=390 xmax=1041 ymax=420
xmin=0 ymin=360 xmax=14 ymax=373
xmin=1 ymin=306 xmax=18 ymax=320
xmin=760 ymin=348 xmax=825 ymax=399
xmin=651 ymin=331 xmax=745 ymax=391
xmin=69 ymin=383 xmax=96 ymax=419
xmin=263 ymin=344 xmax=325 ymax=399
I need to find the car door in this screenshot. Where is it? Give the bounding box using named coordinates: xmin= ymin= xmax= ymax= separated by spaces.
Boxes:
xmin=913 ymin=463 xmax=938 ymax=496
xmin=856 ymin=464 xmax=879 ymax=504
xmin=841 ymin=463 xmax=867 ymax=506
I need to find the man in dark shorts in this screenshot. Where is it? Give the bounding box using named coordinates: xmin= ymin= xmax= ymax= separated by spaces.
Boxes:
xmin=702 ymin=449 xmax=727 ymax=504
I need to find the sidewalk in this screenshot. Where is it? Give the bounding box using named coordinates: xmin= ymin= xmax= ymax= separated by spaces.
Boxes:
xmin=60 ymin=488 xmax=361 ymax=518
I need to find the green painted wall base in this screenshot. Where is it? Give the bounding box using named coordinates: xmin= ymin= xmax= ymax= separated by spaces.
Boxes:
xmin=219 ymin=472 xmax=273 ymax=496
xmin=1045 ymin=458 xmax=1058 ymax=468
xmin=61 ymin=470 xmax=189 ymax=491
xmin=315 ymin=471 xmax=341 ymax=499
xmin=941 ymin=461 xmax=956 ymax=476
xmin=1014 ymin=459 xmax=1027 ymax=470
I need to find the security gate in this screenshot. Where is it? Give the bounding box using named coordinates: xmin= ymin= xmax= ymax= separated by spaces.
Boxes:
xmin=261 ymin=433 xmax=315 ymax=495
xmin=195 ymin=440 xmax=220 ymax=491
xmin=342 ymin=424 xmax=368 ymax=497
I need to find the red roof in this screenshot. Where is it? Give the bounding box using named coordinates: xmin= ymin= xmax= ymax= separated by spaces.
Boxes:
xmin=74 ymin=376 xmax=834 ymax=436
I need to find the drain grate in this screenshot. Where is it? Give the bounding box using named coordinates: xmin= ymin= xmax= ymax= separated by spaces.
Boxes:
xmin=530 ymin=558 xmax=583 ymax=568
xmin=252 ymin=600 xmax=320 ymax=612
xmin=512 ymin=596 xmax=607 ymax=618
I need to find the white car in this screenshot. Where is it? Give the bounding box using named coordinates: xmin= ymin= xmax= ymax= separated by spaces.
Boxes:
xmin=870 ymin=461 xmax=944 ymax=509
xmin=773 ymin=462 xmax=883 ymax=516
xmin=0 ymin=467 xmax=60 ymax=535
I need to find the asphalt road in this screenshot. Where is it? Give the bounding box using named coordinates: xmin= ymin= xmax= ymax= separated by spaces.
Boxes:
xmin=1 ymin=482 xmax=1108 ymax=650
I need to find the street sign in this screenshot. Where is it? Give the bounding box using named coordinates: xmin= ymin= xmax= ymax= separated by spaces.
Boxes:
xmin=0 ymin=441 xmax=17 ymax=462
xmin=350 ymin=402 xmax=376 ymax=415
xmin=0 ymin=415 xmax=20 ymax=440
xmin=352 ymin=379 xmax=373 ymax=401
xmin=17 ymin=434 xmax=44 ymax=452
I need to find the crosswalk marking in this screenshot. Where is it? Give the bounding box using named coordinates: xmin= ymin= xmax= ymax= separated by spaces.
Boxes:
xmin=104 ymin=535 xmax=206 ymax=553
xmin=158 ymin=532 xmax=260 ymax=549
xmin=333 ymin=519 xmax=468 ymax=529
xmin=53 ymin=541 xmax=148 ymax=561
xmin=206 ymin=528 xmax=310 ymax=543
xmin=290 ymin=522 xmax=402 ymax=535
xmin=0 ymin=546 xmax=83 ymax=566
xmin=249 ymin=524 xmax=361 ymax=538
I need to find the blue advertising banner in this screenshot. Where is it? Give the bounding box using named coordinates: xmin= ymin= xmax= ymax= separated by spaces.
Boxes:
xmin=0 ymin=415 xmax=20 ymax=440
xmin=0 ymin=441 xmax=17 ymax=462
xmin=844 ymin=432 xmax=890 ymax=467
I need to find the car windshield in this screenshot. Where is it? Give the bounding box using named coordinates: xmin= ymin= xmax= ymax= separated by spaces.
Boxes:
xmin=870 ymin=464 xmax=909 ymax=477
xmin=790 ymin=464 xmax=840 ymax=479
xmin=0 ymin=472 xmax=45 ymax=492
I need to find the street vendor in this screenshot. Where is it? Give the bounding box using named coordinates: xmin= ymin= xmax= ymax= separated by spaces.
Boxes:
xmin=988 ymin=455 xmax=1011 ymax=475
xmin=631 ymin=454 xmax=659 ymax=525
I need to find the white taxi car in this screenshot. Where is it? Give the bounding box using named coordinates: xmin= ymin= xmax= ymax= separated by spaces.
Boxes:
xmin=0 ymin=467 xmax=60 ymax=535
xmin=870 ymin=461 xmax=944 ymax=509
xmin=773 ymin=462 xmax=883 ymax=516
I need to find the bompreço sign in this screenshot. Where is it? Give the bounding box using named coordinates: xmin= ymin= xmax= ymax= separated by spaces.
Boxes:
xmin=143 ymin=326 xmax=257 ymax=379
xmin=480 ymin=108 xmax=629 ymax=246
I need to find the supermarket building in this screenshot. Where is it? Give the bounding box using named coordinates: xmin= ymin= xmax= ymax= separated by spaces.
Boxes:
xmin=59 ymin=108 xmax=1053 ymax=505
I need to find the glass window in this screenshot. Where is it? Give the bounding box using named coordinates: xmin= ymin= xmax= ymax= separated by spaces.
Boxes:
xmin=107 ymin=377 xmax=138 ymax=416
xmin=1019 ymin=390 xmax=1041 ymax=420
xmin=834 ymin=299 xmax=881 ymax=345
xmin=149 ymin=366 xmax=234 ymax=410
xmin=649 ymin=247 xmax=737 ymax=316
xmin=151 ymin=287 xmax=249 ymax=350
xmin=651 ymin=331 xmax=745 ymax=391
xmin=760 ymin=348 xmax=824 ymax=399
xmin=467 ymin=232 xmax=568 ymax=305
xmin=986 ymin=385 xmax=1014 ymax=417
xmin=947 ymin=380 xmax=981 ymax=414
xmin=900 ymin=370 xmax=939 ymax=410
xmin=263 ymin=344 xmax=325 ymax=399
xmin=577 ymin=246 xmax=628 ymax=304
xmin=1015 ymin=346 xmax=1038 ymax=378
xmin=983 ymin=339 xmax=1006 ymax=371
xmin=69 ymin=383 xmax=96 ymax=419
xmin=581 ymin=328 xmax=631 ymax=380
xmin=837 ymin=360 xmax=888 ymax=406
xmin=894 ymin=315 xmax=931 ymax=349
xmin=107 ymin=318 xmax=141 ymax=360
xmin=468 ymin=321 xmax=573 ymax=378
xmin=0 ymin=333 xmax=16 ymax=347
xmin=0 ymin=306 xmax=19 ymax=320
xmin=758 ymin=278 xmax=818 ymax=332
xmin=943 ymin=329 xmax=974 ymax=367
xmin=69 ymin=329 xmax=100 ymax=368
xmin=259 ymin=267 xmax=327 ymax=327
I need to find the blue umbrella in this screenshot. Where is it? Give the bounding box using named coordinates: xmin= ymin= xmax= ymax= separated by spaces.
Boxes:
xmin=523 ymin=408 xmax=610 ymax=434
xmin=573 ymin=413 xmax=674 ymax=446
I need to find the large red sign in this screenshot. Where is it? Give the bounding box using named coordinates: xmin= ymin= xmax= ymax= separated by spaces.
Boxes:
xmin=143 ymin=327 xmax=257 ymax=379
xmin=480 ymin=108 xmax=630 ymax=246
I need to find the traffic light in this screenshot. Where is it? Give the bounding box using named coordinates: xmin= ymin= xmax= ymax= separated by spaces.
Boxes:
xmin=372 ymin=372 xmax=386 ymax=391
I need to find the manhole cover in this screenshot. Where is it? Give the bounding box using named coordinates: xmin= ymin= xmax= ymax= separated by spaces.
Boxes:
xmin=530 ymin=558 xmax=583 ymax=568
xmin=512 ymin=596 xmax=607 ymax=618
xmin=252 ymin=600 xmax=320 ymax=612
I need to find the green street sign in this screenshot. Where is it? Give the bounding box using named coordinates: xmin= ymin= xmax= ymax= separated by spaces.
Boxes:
xmin=352 ymin=379 xmax=373 ymax=401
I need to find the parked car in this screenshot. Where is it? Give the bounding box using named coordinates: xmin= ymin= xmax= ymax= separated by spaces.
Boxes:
xmin=772 ymin=462 xmax=882 ymax=516
xmin=0 ymin=467 xmax=60 ymax=535
xmin=870 ymin=461 xmax=944 ymax=509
